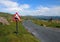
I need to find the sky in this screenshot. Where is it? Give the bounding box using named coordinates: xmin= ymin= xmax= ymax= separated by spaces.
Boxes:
xmin=0 ymin=0 xmax=60 ymax=16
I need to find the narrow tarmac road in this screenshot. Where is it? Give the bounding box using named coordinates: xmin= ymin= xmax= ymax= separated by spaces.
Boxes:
xmin=22 ymin=20 xmax=60 ymax=42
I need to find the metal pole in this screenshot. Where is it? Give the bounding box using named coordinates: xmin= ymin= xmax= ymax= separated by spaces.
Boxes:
xmin=16 ymin=19 xmax=18 ymax=35
xmin=14 ymin=17 xmax=18 ymax=35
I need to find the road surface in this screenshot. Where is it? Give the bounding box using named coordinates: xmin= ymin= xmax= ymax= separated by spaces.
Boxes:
xmin=22 ymin=20 xmax=60 ymax=42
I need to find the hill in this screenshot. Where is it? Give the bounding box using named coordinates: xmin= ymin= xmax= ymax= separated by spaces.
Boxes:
xmin=0 ymin=12 xmax=40 ymax=42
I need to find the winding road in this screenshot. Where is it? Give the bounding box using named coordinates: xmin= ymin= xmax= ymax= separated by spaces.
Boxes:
xmin=22 ymin=20 xmax=60 ymax=42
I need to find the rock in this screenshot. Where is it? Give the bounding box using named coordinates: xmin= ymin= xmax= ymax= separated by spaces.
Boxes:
xmin=0 ymin=17 xmax=10 ymax=25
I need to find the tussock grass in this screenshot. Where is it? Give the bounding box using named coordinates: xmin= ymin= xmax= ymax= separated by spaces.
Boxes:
xmin=0 ymin=21 xmax=40 ymax=42
xmin=32 ymin=19 xmax=60 ymax=28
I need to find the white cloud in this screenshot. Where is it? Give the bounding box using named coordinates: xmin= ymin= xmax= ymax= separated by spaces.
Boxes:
xmin=25 ymin=6 xmax=60 ymax=16
xmin=45 ymin=6 xmax=60 ymax=16
xmin=37 ymin=6 xmax=50 ymax=13
xmin=0 ymin=0 xmax=18 ymax=8
xmin=0 ymin=0 xmax=30 ymax=13
xmin=20 ymin=4 xmax=30 ymax=9
xmin=0 ymin=0 xmax=60 ymax=16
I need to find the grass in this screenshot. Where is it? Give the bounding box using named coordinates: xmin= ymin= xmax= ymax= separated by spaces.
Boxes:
xmin=32 ymin=19 xmax=60 ymax=28
xmin=0 ymin=21 xmax=40 ymax=42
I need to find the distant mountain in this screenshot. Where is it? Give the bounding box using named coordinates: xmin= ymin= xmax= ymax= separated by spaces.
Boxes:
xmin=32 ymin=16 xmax=60 ymax=20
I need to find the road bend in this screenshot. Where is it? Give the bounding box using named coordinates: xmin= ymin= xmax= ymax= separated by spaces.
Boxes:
xmin=22 ymin=20 xmax=60 ymax=42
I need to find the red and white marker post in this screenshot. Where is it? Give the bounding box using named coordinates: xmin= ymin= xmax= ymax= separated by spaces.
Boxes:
xmin=13 ymin=12 xmax=21 ymax=35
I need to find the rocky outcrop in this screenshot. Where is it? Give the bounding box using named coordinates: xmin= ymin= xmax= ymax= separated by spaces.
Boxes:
xmin=0 ymin=17 xmax=10 ymax=25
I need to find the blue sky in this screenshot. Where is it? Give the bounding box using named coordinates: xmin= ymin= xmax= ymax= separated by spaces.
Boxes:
xmin=12 ymin=0 xmax=60 ymax=8
xmin=0 ymin=0 xmax=60 ymax=16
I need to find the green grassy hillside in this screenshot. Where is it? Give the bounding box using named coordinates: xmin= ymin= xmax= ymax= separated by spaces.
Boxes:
xmin=32 ymin=19 xmax=60 ymax=28
xmin=0 ymin=12 xmax=40 ymax=42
